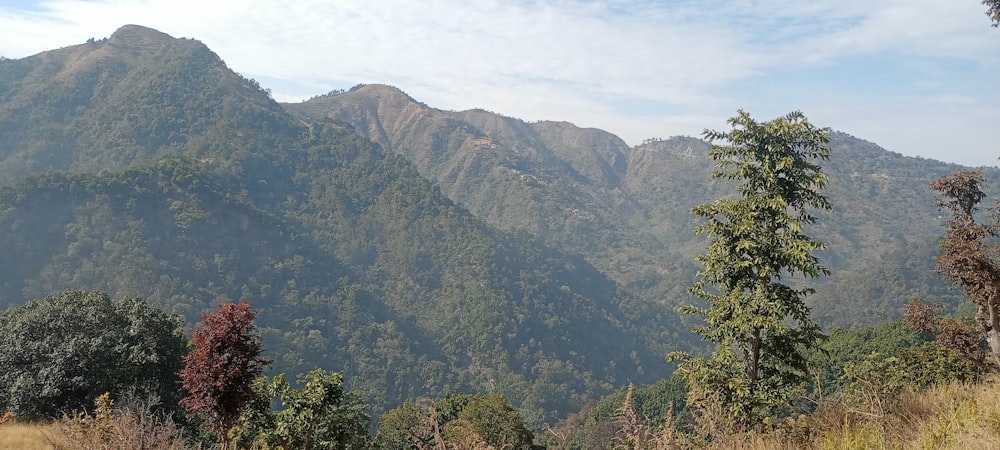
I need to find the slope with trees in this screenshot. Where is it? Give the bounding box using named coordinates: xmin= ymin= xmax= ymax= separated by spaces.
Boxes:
xmin=0 ymin=25 xmax=680 ymax=425
xmin=286 ymin=87 xmax=1000 ymax=329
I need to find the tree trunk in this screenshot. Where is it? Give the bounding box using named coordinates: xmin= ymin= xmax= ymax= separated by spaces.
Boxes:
xmin=989 ymin=285 xmax=1000 ymax=370
xmin=748 ymin=328 xmax=761 ymax=382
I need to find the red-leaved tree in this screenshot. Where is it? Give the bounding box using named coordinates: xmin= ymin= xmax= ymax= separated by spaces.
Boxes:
xmin=930 ymin=171 xmax=1000 ymax=368
xmin=179 ymin=299 xmax=271 ymax=448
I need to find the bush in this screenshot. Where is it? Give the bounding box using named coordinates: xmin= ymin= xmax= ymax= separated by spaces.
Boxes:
xmin=0 ymin=290 xmax=188 ymax=419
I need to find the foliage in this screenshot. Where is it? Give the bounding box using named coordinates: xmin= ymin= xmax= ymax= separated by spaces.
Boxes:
xmin=448 ymin=394 xmax=535 ymax=449
xmin=590 ymin=376 xmax=688 ymax=428
xmin=986 ymin=0 xmax=1000 ymax=26
xmin=289 ymin=84 xmax=1000 ymax=337
xmin=809 ymin=320 xmax=929 ymax=396
xmin=0 ymin=120 xmax=666 ymax=427
xmin=232 ymin=369 xmax=370 ymax=450
xmin=374 ymin=402 xmax=433 ymax=449
xmin=670 ymin=110 xmax=832 ymax=427
xmin=839 ymin=343 xmax=985 ymax=418
xmin=374 ymin=393 xmax=534 ymax=450
xmin=807 ymin=237 xmax=966 ymax=328
xmin=5 ymin=24 xmax=1000 ymax=428
xmin=904 ymin=298 xmax=989 ymax=364
xmin=0 ymin=290 xmax=187 ymax=419
xmin=54 ymin=392 xmax=189 ymax=450
xmin=930 ymin=171 xmax=1000 ymax=368
xmin=816 ymin=301 xmax=991 ymax=419
xmin=179 ymin=299 xmax=271 ymax=446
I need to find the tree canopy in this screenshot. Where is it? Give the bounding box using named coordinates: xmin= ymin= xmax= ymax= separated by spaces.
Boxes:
xmin=930 ymin=171 xmax=1000 ymax=368
xmin=670 ymin=110 xmax=831 ymax=426
xmin=0 ymin=290 xmax=187 ymax=419
xmin=375 ymin=393 xmax=535 ymax=450
xmin=179 ymin=299 xmax=271 ymax=447
xmin=985 ymin=0 xmax=1000 ymax=26
xmin=233 ymin=369 xmax=370 ymax=450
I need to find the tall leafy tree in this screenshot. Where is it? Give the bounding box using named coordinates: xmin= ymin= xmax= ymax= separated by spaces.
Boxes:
xmin=179 ymin=299 xmax=270 ymax=448
xmin=0 ymin=290 xmax=187 ymax=419
xmin=930 ymin=171 xmax=1000 ymax=368
xmin=669 ymin=110 xmax=831 ymax=426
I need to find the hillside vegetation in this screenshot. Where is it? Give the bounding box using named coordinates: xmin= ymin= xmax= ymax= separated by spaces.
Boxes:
xmin=0 ymin=25 xmax=682 ymax=424
xmin=287 ymin=87 xmax=1000 ymax=327
xmin=2 ymin=24 xmax=1000 ymax=445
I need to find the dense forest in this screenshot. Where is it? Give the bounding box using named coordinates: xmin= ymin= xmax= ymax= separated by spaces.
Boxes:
xmin=285 ymin=85 xmax=1000 ymax=327
xmin=0 ymin=25 xmax=685 ymax=426
xmin=2 ymin=24 xmax=1000 ymax=449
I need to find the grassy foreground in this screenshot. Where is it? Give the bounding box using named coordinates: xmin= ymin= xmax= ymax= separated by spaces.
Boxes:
xmin=0 ymin=422 xmax=72 ymax=450
xmin=0 ymin=396 xmax=188 ymax=450
xmin=686 ymin=378 xmax=1000 ymax=450
xmin=5 ymin=379 xmax=1000 ymax=449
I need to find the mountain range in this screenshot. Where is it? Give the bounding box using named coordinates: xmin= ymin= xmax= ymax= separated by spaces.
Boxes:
xmin=285 ymin=83 xmax=999 ymax=326
xmin=1 ymin=24 xmax=996 ymax=424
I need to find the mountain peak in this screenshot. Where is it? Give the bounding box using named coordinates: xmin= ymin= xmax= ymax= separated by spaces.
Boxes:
xmin=349 ymin=83 xmax=424 ymax=106
xmin=32 ymin=25 xmax=193 ymax=85
xmin=110 ymin=24 xmax=173 ymax=40
xmin=106 ymin=24 xmax=177 ymax=51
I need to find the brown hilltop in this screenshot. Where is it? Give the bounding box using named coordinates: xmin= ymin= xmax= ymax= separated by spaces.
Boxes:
xmin=27 ymin=24 xmax=194 ymax=84
xmin=287 ymin=83 xmax=630 ymax=188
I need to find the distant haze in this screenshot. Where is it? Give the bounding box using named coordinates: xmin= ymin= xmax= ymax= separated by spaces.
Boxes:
xmin=1 ymin=0 xmax=998 ymax=167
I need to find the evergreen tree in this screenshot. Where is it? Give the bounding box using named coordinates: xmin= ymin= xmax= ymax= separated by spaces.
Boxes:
xmin=670 ymin=110 xmax=831 ymax=426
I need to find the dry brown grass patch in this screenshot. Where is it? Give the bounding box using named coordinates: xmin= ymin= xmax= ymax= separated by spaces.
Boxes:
xmin=0 ymin=421 xmax=69 ymax=450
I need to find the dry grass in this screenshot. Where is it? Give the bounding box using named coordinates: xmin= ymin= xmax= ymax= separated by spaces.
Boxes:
xmin=0 ymin=421 xmax=69 ymax=450
xmin=0 ymin=417 xmax=189 ymax=450
xmin=8 ymin=379 xmax=1000 ymax=449
xmin=753 ymin=377 xmax=1000 ymax=450
xmin=621 ymin=376 xmax=1000 ymax=450
xmin=0 ymin=393 xmax=190 ymax=450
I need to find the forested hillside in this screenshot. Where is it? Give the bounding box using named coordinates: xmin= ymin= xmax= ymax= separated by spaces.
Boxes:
xmin=3 ymin=24 xmax=999 ymax=430
xmin=0 ymin=25 xmax=684 ymax=424
xmin=287 ymin=86 xmax=1000 ymax=327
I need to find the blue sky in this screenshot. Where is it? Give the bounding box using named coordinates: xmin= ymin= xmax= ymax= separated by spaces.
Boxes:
xmin=1 ymin=0 xmax=998 ymax=167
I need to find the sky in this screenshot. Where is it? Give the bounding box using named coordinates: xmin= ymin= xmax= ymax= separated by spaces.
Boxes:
xmin=1 ymin=0 xmax=998 ymax=167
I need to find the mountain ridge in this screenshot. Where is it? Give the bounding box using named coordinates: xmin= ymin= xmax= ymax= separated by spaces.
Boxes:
xmin=0 ymin=25 xmax=683 ymax=424
xmin=3 ymin=24 xmax=1000 ymax=426
xmin=286 ymin=84 xmax=1000 ymax=328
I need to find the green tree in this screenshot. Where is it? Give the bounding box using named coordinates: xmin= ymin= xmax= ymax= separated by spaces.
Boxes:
xmin=446 ymin=394 xmax=535 ymax=449
xmin=179 ymin=299 xmax=270 ymax=449
xmin=233 ymin=369 xmax=370 ymax=450
xmin=669 ymin=110 xmax=831 ymax=427
xmin=374 ymin=401 xmax=436 ymax=450
xmin=809 ymin=320 xmax=928 ymax=395
xmin=374 ymin=393 xmax=534 ymax=450
xmin=0 ymin=290 xmax=188 ymax=419
xmin=985 ymin=0 xmax=1000 ymax=26
xmin=930 ymin=171 xmax=1000 ymax=368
